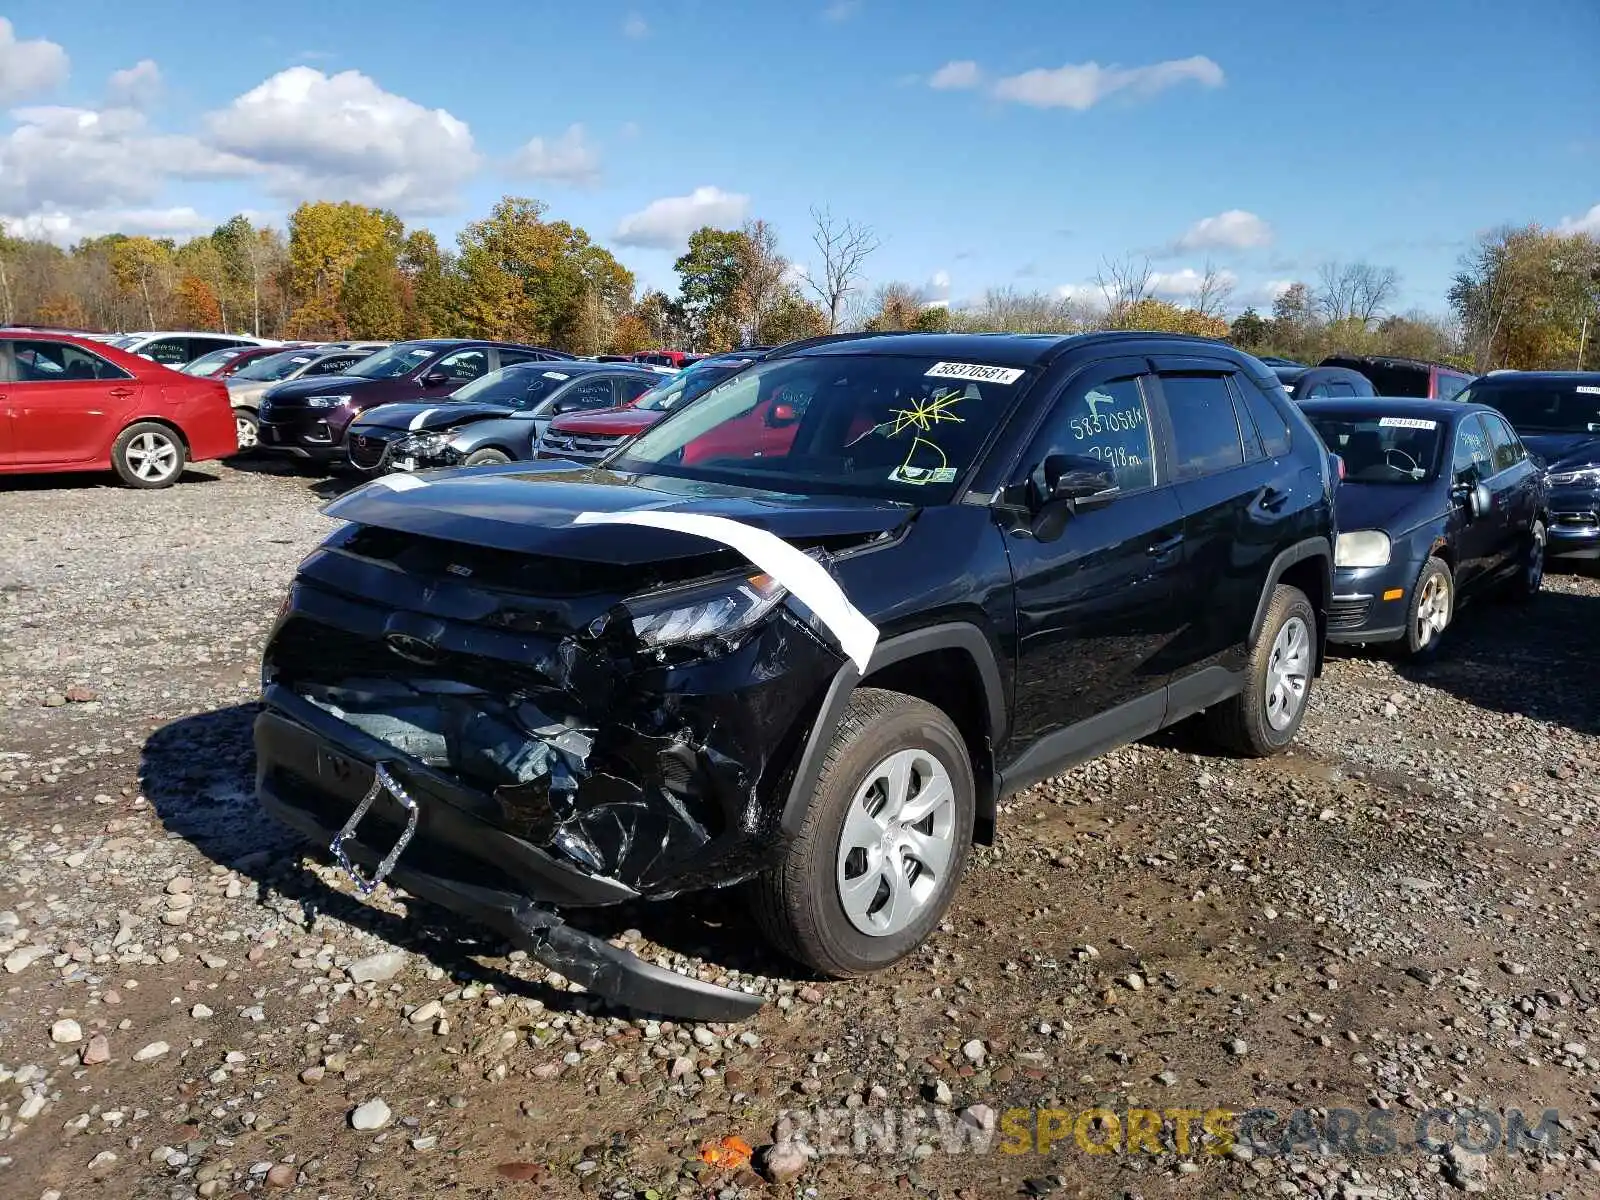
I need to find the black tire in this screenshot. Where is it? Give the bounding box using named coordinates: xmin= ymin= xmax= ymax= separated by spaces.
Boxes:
xmin=1403 ymin=557 xmax=1453 ymax=658
xmin=232 ymin=409 xmax=260 ymax=456
xmin=463 ymin=447 xmax=511 ymax=467
xmin=110 ymin=422 xmax=187 ymax=488
xmin=1507 ymin=520 xmax=1545 ymax=603
xmin=751 ymin=688 xmax=974 ymax=978
xmin=1207 ymin=584 xmax=1317 ymax=757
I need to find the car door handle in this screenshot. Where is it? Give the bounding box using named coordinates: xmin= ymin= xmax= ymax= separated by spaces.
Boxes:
xmin=109 ymin=387 xmax=136 ymax=397
xmin=1258 ymin=486 xmax=1289 ymax=512
xmin=1147 ymin=533 xmax=1184 ymax=558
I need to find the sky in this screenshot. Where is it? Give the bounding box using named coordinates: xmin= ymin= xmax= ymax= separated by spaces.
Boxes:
xmin=1 ymin=0 xmax=1597 ymax=317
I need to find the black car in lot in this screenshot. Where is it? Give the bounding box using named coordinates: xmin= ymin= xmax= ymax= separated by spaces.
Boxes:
xmin=256 ymin=339 xmax=573 ymax=465
xmin=1302 ymin=397 xmax=1546 ymax=656
xmin=344 ymin=362 xmax=661 ymax=473
xmin=254 ymin=331 xmax=1335 ymax=1018
xmin=1457 ymin=371 xmax=1600 ymax=561
xmin=1272 ymin=364 xmax=1376 ymax=401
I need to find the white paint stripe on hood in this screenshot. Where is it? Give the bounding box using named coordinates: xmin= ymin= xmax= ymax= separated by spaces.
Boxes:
xmin=572 ymin=510 xmax=879 ymax=672
xmin=409 ymin=408 xmax=439 ymax=430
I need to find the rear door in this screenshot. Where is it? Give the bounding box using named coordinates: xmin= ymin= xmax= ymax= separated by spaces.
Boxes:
xmin=1480 ymin=412 xmax=1539 ymax=574
xmin=1147 ymin=357 xmax=1272 ymax=677
xmin=1002 ymin=357 xmax=1186 ymax=750
xmin=5 ymin=339 xmax=139 ymax=466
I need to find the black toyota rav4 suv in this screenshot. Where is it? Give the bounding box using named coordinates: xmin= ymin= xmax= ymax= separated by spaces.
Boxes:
xmin=254 ymin=332 xmax=1335 ymax=1018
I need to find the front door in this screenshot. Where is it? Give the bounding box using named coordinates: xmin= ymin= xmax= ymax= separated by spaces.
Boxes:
xmin=6 ymin=339 xmax=138 ymax=467
xmin=1450 ymin=414 xmax=1499 ymax=586
xmin=1003 ymin=359 xmax=1186 ymax=751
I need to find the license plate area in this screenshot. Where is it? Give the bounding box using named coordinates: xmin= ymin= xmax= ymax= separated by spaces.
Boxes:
xmin=329 ymin=761 xmax=419 ymax=896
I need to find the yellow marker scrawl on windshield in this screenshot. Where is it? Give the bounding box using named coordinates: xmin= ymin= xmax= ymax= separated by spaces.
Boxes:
xmin=888 ymin=388 xmax=965 ymax=484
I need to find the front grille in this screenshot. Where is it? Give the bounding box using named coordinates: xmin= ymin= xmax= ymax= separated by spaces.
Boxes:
xmin=348 ymin=432 xmax=392 ymax=470
xmin=1328 ymin=596 xmax=1370 ymax=631
xmin=538 ymin=431 xmax=624 ymax=461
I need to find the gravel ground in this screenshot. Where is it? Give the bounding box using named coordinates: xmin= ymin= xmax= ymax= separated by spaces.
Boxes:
xmin=2 ymin=461 xmax=1598 ymax=1200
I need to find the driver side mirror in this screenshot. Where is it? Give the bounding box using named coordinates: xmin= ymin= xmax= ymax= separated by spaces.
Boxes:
xmin=421 ymin=370 xmax=449 ymax=387
xmin=1451 ymin=478 xmax=1492 ymax=520
xmin=764 ymin=401 xmax=798 ymax=427
xmin=1042 ymin=453 xmax=1119 ymax=509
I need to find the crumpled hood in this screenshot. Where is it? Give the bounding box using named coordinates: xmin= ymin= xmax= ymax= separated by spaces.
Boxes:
xmin=349 ymin=401 xmax=517 ymax=434
xmin=1523 ymin=433 xmax=1600 ymax=473
xmin=321 ymin=460 xmax=914 ymax=564
xmin=1334 ymin=482 xmax=1441 ymax=537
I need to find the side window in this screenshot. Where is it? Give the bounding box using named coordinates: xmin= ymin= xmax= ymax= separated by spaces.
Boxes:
xmin=11 ymin=340 xmax=132 ymax=381
xmin=1161 ymin=373 xmax=1245 ymax=479
xmin=1031 ymin=374 xmax=1156 ymax=491
xmin=561 ymin=378 xmax=616 ymax=410
xmin=186 ymin=338 xmax=231 ymax=359
xmin=497 ymin=349 xmax=543 ymax=368
xmin=1232 ymin=375 xmax=1293 ymax=458
xmin=435 ymin=349 xmax=488 ymax=381
xmin=1483 ymin=414 xmax=1525 ymax=473
xmin=140 ymin=338 xmax=189 ymax=366
xmin=1452 ymin=415 xmax=1494 ymax=480
xmin=618 ymin=376 xmax=655 ymax=404
xmin=1435 ymin=372 xmax=1468 ymax=401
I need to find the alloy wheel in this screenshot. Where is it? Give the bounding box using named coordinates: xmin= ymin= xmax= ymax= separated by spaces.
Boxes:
xmin=835 ymin=748 xmax=957 ymax=937
xmin=1264 ymin=615 xmax=1311 ymax=731
xmin=125 ymin=431 xmax=180 ymax=483
xmin=236 ymin=414 xmax=259 ymax=450
xmin=1415 ymin=573 xmax=1451 ymax=647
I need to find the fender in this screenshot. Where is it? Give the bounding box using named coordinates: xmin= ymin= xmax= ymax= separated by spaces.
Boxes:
xmin=1250 ymin=536 xmax=1332 ymax=645
xmin=777 ymin=622 xmax=1007 ymax=837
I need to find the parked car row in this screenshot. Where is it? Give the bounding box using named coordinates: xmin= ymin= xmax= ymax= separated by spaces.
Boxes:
xmin=1269 ymin=354 xmax=1474 ymax=402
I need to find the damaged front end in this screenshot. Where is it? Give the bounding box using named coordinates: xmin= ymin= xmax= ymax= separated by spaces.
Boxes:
xmin=254 ymin=509 xmax=871 ymax=1017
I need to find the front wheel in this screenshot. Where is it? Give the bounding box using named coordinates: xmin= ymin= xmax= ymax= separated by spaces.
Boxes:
xmin=1207 ymin=584 xmax=1316 ymax=756
xmin=111 ymin=422 xmax=187 ymax=488
xmin=1404 ymin=557 xmax=1453 ymax=657
xmin=463 ymin=447 xmax=511 ymax=467
xmin=233 ymin=409 xmax=260 ymax=454
xmin=751 ymin=688 xmax=974 ymax=977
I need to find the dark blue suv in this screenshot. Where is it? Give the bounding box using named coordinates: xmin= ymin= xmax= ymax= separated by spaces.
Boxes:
xmin=1460 ymin=372 xmax=1600 ymax=560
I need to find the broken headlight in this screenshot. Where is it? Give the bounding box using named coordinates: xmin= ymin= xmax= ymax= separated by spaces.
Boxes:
xmin=395 ymin=431 xmax=452 ymax=457
xmin=624 ymin=572 xmax=786 ymax=651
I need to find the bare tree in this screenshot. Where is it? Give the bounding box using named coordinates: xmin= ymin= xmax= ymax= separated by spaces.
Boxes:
xmin=1191 ymin=259 xmax=1235 ymax=318
xmin=806 ymin=207 xmax=880 ymax=332
xmin=736 ymin=219 xmax=789 ymax=342
xmin=1314 ymin=260 xmax=1398 ymax=325
xmin=1094 ymin=254 xmax=1154 ymax=310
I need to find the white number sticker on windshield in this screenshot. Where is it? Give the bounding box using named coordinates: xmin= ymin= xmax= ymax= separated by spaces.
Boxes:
xmin=1577 ymin=385 xmax=1600 ymax=395
xmin=543 ymin=371 xmax=570 ymax=380
xmin=1379 ymin=416 xmax=1437 ymax=430
xmin=925 ymin=362 xmax=1025 ymax=385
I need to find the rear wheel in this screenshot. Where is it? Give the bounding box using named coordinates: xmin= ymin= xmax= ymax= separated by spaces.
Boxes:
xmin=463 ymin=447 xmax=511 ymax=467
xmin=752 ymin=689 xmax=974 ymax=977
xmin=111 ymin=422 xmax=186 ymax=488
xmin=1207 ymin=584 xmax=1316 ymax=756
xmin=1508 ymin=520 xmax=1545 ymax=602
xmin=1404 ymin=558 xmax=1453 ymax=657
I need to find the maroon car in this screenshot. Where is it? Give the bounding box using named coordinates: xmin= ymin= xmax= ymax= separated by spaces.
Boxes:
xmin=256 ymin=339 xmax=573 ymax=465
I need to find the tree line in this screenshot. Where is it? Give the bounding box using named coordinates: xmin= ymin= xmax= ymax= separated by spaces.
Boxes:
xmin=1 ymin=199 xmax=1594 ymax=370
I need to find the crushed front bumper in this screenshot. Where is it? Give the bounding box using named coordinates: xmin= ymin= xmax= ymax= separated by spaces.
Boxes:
xmin=256 ymin=685 xmax=764 ymax=1020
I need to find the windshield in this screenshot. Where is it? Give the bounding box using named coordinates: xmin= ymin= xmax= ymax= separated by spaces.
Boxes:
xmin=348 ymin=343 xmax=435 ymax=379
xmin=444 ymin=363 xmax=562 ymax=410
xmin=232 ymin=349 xmax=320 ymax=381
xmin=1308 ymin=411 xmax=1443 ymax=484
xmin=184 ymin=347 xmax=247 ymax=376
xmin=613 ymin=354 xmax=1033 ymax=501
xmin=632 ymin=359 xmax=750 ymax=413
xmin=1460 ymin=383 xmax=1600 ymax=435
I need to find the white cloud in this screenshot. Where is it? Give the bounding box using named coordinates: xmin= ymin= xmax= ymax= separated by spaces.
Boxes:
xmin=926 ymin=269 xmax=951 ymax=301
xmin=928 ymin=60 xmax=982 ymax=91
xmin=1236 ymin=278 xmax=1297 ymax=308
xmin=1149 ymin=266 xmax=1237 ymax=299
xmin=1555 ymin=201 xmax=1600 ymax=237
xmin=622 ymin=12 xmax=649 ymax=38
xmin=992 ymin=55 xmax=1224 ymax=110
xmin=508 ymin=124 xmax=600 ymax=185
xmin=2 ymin=205 xmax=210 ymax=244
xmin=614 ymin=186 xmax=749 ymax=249
xmin=1174 ymin=209 xmax=1272 ymax=252
xmin=0 ymin=105 xmax=246 ymax=217
xmin=204 ymin=67 xmax=478 ymax=215
xmin=107 ymin=60 xmax=162 ymax=110
xmin=0 ymin=19 xmax=68 ymax=104
xmin=822 ymin=1 xmax=860 ymax=21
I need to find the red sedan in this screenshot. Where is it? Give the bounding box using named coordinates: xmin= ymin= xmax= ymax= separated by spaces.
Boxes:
xmin=1 ymin=332 xmax=238 ymax=488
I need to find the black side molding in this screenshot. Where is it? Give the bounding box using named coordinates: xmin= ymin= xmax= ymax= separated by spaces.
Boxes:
xmin=777 ymin=622 xmax=1007 ymax=837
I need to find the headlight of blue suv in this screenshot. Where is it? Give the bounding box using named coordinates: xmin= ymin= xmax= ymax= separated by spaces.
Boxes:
xmin=1547 ymin=465 xmax=1600 ymax=487
xmin=395 ymin=432 xmax=451 ymax=457
xmin=305 ymin=395 xmax=351 ymax=409
xmin=622 ymin=571 xmax=787 ymax=650
xmin=1335 ymin=530 xmax=1392 ymax=568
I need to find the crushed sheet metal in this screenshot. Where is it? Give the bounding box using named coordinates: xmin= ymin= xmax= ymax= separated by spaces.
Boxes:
xmin=572 ymin=510 xmax=879 ymax=672
xmin=409 ymin=408 xmax=439 ymax=430
xmin=375 ymin=473 xmax=428 ymax=493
